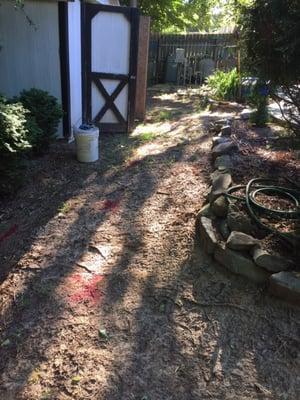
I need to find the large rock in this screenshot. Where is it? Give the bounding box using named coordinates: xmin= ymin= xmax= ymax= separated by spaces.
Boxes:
xmin=210 ymin=173 xmax=232 ymax=203
xmin=240 ymin=108 xmax=253 ymax=120
xmin=227 ymin=206 xmax=254 ymax=235
xmin=212 ymin=141 xmax=238 ymax=160
xmin=214 ymin=243 xmax=269 ymax=283
xmin=210 ymin=169 xmax=230 ymax=181
xmin=211 ymin=195 xmax=228 ymax=217
xmin=220 ymin=125 xmax=232 ymax=137
xmin=252 ymin=247 xmax=293 ymax=272
xmin=214 ymin=155 xmax=233 ymax=170
xmin=212 ymin=136 xmax=231 ymax=147
xmin=214 ymin=119 xmax=228 ymax=128
xmin=197 ymin=203 xmax=215 ymax=219
xmin=197 ymin=216 xmax=218 ymax=255
xmin=227 ymin=231 xmax=259 ymax=251
xmin=219 ymin=219 xmax=230 ymax=240
xmin=269 ymin=271 xmax=300 ymax=305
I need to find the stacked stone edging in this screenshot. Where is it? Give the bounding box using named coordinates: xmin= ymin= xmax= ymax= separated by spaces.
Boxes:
xmin=197 ymin=117 xmax=300 ymax=306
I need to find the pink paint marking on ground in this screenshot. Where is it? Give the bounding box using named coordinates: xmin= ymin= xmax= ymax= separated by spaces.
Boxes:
xmin=126 ymin=159 xmax=141 ymax=169
xmin=68 ymin=274 xmax=105 ymax=306
xmin=102 ymin=199 xmax=121 ymax=212
xmin=0 ymin=224 xmax=18 ymax=244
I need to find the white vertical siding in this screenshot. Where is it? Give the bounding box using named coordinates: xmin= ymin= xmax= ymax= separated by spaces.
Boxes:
xmin=67 ymin=0 xmax=82 ymax=132
xmin=0 ymin=1 xmax=61 ymax=100
xmin=91 ymin=11 xmax=130 ymax=124
xmin=0 ymin=0 xmax=62 ymax=134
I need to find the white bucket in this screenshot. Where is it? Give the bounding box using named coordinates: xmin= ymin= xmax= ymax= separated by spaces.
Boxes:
xmin=74 ymin=125 xmax=99 ymax=163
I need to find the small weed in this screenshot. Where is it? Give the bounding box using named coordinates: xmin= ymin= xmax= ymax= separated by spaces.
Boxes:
xmin=98 ymin=328 xmax=109 ymax=341
xmin=71 ymin=375 xmax=81 ymax=385
xmin=35 ymin=283 xmax=53 ymax=299
xmin=165 ymin=155 xmax=178 ymax=166
xmin=58 ymin=202 xmax=71 ymax=215
xmin=1 ymin=338 xmax=11 ymax=347
xmin=40 ymin=391 xmax=52 ymax=400
xmin=139 ymin=132 xmax=156 ymax=142
xmin=16 ymin=292 xmax=31 ymax=308
xmin=154 ymin=110 xmax=173 ymax=122
xmin=29 ymin=368 xmax=41 ymax=384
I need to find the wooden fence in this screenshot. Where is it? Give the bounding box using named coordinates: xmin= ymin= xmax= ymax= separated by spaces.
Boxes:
xmin=148 ymin=32 xmax=237 ymax=85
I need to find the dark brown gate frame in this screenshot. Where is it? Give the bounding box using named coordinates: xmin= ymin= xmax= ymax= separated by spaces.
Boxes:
xmin=81 ymin=3 xmax=140 ymax=133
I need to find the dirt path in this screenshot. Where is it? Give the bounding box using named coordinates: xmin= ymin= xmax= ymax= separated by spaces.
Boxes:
xmin=0 ymin=87 xmax=299 ymax=400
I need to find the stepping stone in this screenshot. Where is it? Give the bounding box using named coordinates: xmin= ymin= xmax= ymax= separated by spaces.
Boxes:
xmin=214 ymin=243 xmax=269 ymax=283
xmin=210 ymin=173 xmax=232 ymax=203
xmin=252 ymin=247 xmax=294 ymax=272
xmin=227 ymin=206 xmax=254 ymax=235
xmin=270 ymin=271 xmax=300 ymax=305
xmin=212 ymin=136 xmax=231 ymax=147
xmin=214 ymin=155 xmax=233 ymax=170
xmin=211 ymin=195 xmax=228 ymax=217
xmin=197 ymin=203 xmax=215 ymax=219
xmin=212 ymin=141 xmax=238 ymax=160
xmin=220 ymin=125 xmax=232 ymax=137
xmin=241 ymin=109 xmax=253 ymax=120
xmin=197 ymin=216 xmax=218 ymax=255
xmin=227 ymin=231 xmax=259 ymax=251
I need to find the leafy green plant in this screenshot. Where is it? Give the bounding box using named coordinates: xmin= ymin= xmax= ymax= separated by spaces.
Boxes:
xmin=139 ymin=132 xmax=157 ymax=142
xmin=206 ymin=68 xmax=240 ymax=101
xmin=248 ymin=81 xmax=269 ymax=127
xmin=156 ymin=110 xmax=172 ymax=121
xmin=0 ymin=98 xmax=31 ymax=195
xmin=18 ymin=88 xmax=63 ymax=153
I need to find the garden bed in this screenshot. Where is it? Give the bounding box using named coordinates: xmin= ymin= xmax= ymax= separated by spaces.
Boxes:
xmin=197 ymin=106 xmax=300 ymax=304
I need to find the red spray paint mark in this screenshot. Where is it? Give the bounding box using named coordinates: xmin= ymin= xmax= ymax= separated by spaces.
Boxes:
xmin=126 ymin=159 xmax=141 ymax=169
xmin=0 ymin=224 xmax=18 ymax=244
xmin=68 ymin=274 xmax=105 ymax=306
xmin=91 ymin=198 xmax=121 ymax=213
xmin=102 ymin=199 xmax=121 ymax=211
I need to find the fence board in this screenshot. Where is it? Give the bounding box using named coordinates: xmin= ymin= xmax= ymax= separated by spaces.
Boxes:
xmin=148 ymin=32 xmax=237 ymax=85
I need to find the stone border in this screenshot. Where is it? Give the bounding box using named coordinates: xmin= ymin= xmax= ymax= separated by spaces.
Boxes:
xmin=196 ymin=117 xmax=300 ymax=306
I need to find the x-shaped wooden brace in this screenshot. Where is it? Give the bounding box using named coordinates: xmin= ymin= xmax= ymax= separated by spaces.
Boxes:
xmin=92 ymin=77 xmax=128 ymax=125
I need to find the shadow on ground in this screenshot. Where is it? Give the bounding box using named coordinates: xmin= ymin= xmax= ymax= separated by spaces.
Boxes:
xmin=0 ymin=86 xmax=299 ymax=400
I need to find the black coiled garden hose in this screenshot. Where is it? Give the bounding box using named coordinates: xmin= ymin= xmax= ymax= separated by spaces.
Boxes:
xmin=225 ymin=178 xmax=300 ymax=243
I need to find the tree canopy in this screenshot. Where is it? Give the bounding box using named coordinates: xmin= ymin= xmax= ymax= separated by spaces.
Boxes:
xmin=122 ymin=0 xmax=215 ymax=32
xmin=240 ymin=0 xmax=300 ymax=133
xmin=121 ymin=0 xmax=252 ymax=32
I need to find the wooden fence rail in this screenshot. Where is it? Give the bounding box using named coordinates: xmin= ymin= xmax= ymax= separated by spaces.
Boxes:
xmin=148 ymin=32 xmax=237 ymax=85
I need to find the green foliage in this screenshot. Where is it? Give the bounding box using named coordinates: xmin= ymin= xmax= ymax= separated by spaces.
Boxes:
xmin=239 ymin=0 xmax=300 ymax=134
xmin=0 ymin=98 xmax=31 ymax=195
xmin=121 ymin=0 xmax=215 ymax=32
xmin=248 ymin=81 xmax=269 ymax=127
xmin=18 ymin=89 xmax=63 ymax=153
xmin=206 ymin=68 xmax=240 ymax=101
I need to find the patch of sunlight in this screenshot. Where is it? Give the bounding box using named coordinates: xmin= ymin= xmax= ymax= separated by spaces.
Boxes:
xmin=135 ymin=142 xmax=167 ymax=158
xmin=200 ymin=109 xmax=237 ymax=119
xmin=152 ymin=92 xmax=178 ymax=101
xmin=132 ymin=121 xmax=171 ymax=137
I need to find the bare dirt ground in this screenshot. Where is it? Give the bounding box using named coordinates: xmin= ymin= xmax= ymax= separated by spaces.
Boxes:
xmin=0 ymin=86 xmax=299 ymax=400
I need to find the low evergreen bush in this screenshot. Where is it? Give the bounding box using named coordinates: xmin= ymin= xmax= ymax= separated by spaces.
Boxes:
xmin=18 ymin=88 xmax=63 ymax=153
xmin=0 ymin=98 xmax=31 ymax=195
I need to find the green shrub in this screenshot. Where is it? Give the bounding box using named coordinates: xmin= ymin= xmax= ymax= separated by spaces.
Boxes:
xmin=0 ymin=98 xmax=31 ymax=195
xmin=206 ymin=68 xmax=240 ymax=101
xmin=248 ymin=81 xmax=269 ymax=127
xmin=240 ymin=0 xmax=300 ymax=135
xmin=18 ymin=88 xmax=63 ymax=153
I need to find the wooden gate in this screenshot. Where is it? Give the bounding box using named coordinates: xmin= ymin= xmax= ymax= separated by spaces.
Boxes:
xmin=81 ymin=4 xmax=139 ymax=133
